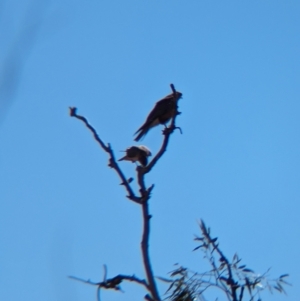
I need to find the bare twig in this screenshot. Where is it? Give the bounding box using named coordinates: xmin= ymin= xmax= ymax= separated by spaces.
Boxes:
xmin=69 ymin=107 xmax=141 ymax=204
xmin=69 ymin=275 xmax=100 ymax=286
xmin=69 ymin=273 xmax=149 ymax=291
xmin=103 ymin=265 xmax=107 ymax=282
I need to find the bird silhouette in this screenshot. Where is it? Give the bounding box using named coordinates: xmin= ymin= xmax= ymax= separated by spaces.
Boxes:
xmin=118 ymin=145 xmax=152 ymax=166
xmin=134 ymin=91 xmax=182 ymax=141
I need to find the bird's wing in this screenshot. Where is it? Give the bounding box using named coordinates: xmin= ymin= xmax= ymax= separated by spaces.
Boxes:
xmin=138 ymin=155 xmax=148 ymax=167
xmin=118 ymin=146 xmax=140 ymax=161
xmin=135 ymin=98 xmax=172 ymax=134
xmin=146 ymin=98 xmax=172 ymax=121
xmin=126 ymin=146 xmax=140 ymax=158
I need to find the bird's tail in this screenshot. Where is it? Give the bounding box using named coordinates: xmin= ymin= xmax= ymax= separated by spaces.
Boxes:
xmin=134 ymin=128 xmax=148 ymax=142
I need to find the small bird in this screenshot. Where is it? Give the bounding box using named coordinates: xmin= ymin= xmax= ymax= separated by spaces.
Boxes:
xmin=134 ymin=91 xmax=182 ymax=141
xmin=118 ymin=145 xmax=152 ymax=167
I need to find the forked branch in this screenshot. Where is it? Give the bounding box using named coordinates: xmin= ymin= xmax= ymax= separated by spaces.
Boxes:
xmin=69 ymin=84 xmax=182 ymax=301
xmin=69 ymin=107 xmax=141 ymax=204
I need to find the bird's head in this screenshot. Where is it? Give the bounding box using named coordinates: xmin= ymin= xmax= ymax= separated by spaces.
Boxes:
xmin=175 ymin=91 xmax=182 ymax=101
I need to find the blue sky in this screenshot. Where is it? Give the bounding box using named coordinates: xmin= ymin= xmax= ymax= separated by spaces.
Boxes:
xmin=0 ymin=1 xmax=299 ymax=300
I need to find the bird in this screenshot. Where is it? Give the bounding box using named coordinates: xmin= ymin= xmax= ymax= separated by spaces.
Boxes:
xmin=118 ymin=145 xmax=152 ymax=167
xmin=134 ymin=91 xmax=182 ymax=141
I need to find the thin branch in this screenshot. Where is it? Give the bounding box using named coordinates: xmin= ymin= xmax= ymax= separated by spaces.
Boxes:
xmin=239 ymin=286 xmax=244 ymax=301
xmin=137 ymin=166 xmax=148 ymax=196
xmin=200 ymin=220 xmax=238 ymax=301
xmin=103 ymin=264 xmax=107 ymax=282
xmin=118 ymin=274 xmax=150 ymax=290
xmin=208 ymin=249 xmax=232 ymax=300
xmin=69 ymin=275 xmax=100 ymax=286
xmin=141 ymin=200 xmax=160 ymax=301
xmin=69 ymin=107 xmax=141 ymax=204
xmin=69 ymin=273 xmax=150 ymax=291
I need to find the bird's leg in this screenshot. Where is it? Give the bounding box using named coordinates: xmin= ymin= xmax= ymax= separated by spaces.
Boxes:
xmin=162 ymin=126 xmax=172 ymax=135
xmin=162 ymin=124 xmax=182 ymax=135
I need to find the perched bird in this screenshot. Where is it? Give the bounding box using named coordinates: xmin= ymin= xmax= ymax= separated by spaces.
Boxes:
xmin=134 ymin=91 xmax=182 ymax=141
xmin=118 ymin=145 xmax=152 ymax=167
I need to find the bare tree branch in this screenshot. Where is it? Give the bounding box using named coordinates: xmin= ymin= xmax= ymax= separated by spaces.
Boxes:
xmin=141 ymin=198 xmax=160 ymax=301
xmin=69 ymin=273 xmax=149 ymax=291
xmin=69 ymin=84 xmax=182 ymax=301
xmin=135 ymin=83 xmax=182 ymax=301
xmin=69 ymin=107 xmax=142 ymax=204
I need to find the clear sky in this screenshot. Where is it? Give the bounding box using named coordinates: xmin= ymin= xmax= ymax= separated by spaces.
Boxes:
xmin=0 ymin=1 xmax=299 ymax=300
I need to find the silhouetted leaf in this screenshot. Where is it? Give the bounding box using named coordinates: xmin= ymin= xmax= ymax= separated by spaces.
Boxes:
xmin=166 ymin=281 xmax=176 ymax=293
xmin=219 ymin=276 xmax=228 ymax=283
xmin=243 ymin=268 xmax=254 ymax=273
xmin=274 ymin=285 xmax=282 ymax=292
xmin=236 ymin=258 xmax=242 ymax=265
xmin=200 ymin=220 xmax=207 ymax=231
xmin=245 ymin=277 xmax=252 ymax=294
xmin=193 ymin=245 xmax=202 ymax=251
xmin=219 ymin=263 xmax=226 ymax=270
xmin=232 ymin=253 xmax=238 ymax=262
xmin=157 ymin=276 xmax=172 ymax=283
xmin=253 ymin=278 xmax=262 ymax=287
xmin=279 ymin=278 xmax=291 ymax=285
xmin=170 ymin=268 xmax=186 ymax=277
xmin=276 ymin=282 xmax=286 ymax=293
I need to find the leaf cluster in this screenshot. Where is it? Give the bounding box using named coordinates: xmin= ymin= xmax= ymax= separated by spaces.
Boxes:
xmin=161 ymin=220 xmax=290 ymax=301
